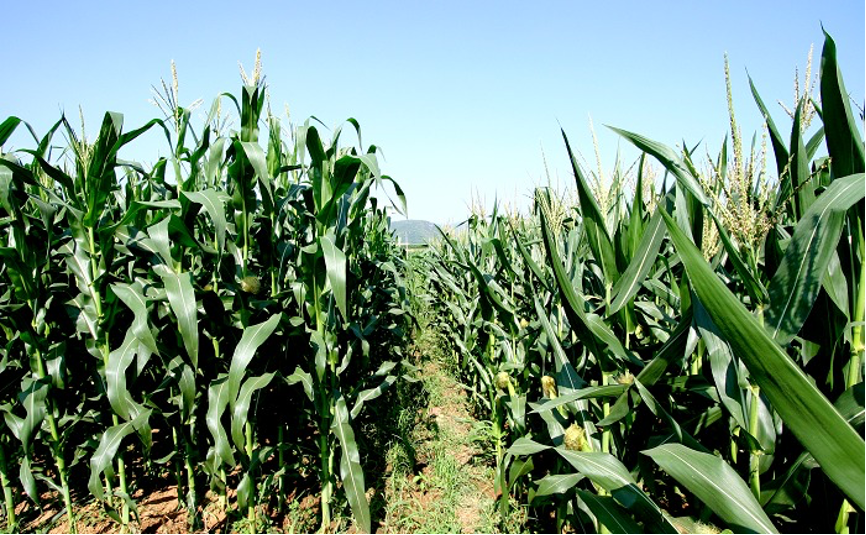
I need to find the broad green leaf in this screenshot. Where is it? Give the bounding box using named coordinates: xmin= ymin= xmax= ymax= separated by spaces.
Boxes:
xmin=609 ymin=126 xmax=709 ymax=206
xmin=206 ymin=376 xmax=235 ymax=467
xmin=577 ymin=490 xmax=643 ymax=534
xmin=661 ymin=207 xmax=866 ymax=509
xmin=332 ymin=392 xmax=371 ymax=533
xmin=820 ymin=30 xmax=865 ymax=177
xmin=507 ymin=437 xmax=551 ymax=456
xmin=88 ymin=410 xmax=151 ymax=501
xmin=285 ymin=366 xmax=314 ymax=402
xmin=533 ymin=297 xmax=586 ymax=391
xmin=644 ymin=444 xmax=777 ymax=534
xmin=17 ymin=380 xmax=48 ymax=453
xmin=20 ymin=457 xmax=39 ymax=505
xmin=106 ymin=330 xmax=144 ymax=422
xmin=530 ymin=385 xmax=626 ymax=414
xmin=320 ymin=235 xmax=348 ymax=323
xmin=762 ymin=383 xmax=865 ymax=508
xmin=697 ymin=299 xmax=748 ymax=429
xmin=766 ymin=173 xmax=865 ymax=345
xmin=608 ymin=209 xmax=665 ymax=315
xmin=788 ymin=100 xmax=816 ymax=219
xmin=533 ymin=473 xmax=583 ymax=497
xmin=538 ymin=193 xmax=609 ymax=364
xmin=562 ymin=129 xmax=619 ymax=283
xmin=111 ymin=282 xmax=158 ymax=355
xmin=183 ymin=189 xmax=229 ymax=254
xmin=557 ymin=449 xmax=677 ymax=533
xmin=160 ymin=271 xmax=199 ymax=367
xmin=231 ymin=373 xmax=275 ymax=454
xmin=351 ymin=375 xmax=397 ymax=419
xmin=228 ymin=314 xmax=281 ymax=408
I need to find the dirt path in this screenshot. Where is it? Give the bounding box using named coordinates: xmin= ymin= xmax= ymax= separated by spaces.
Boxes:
xmin=375 ymin=329 xmax=507 ymax=534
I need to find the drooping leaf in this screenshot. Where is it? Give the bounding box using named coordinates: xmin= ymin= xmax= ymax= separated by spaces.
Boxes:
xmin=332 ymin=392 xmax=371 ymax=533
xmin=160 ymin=271 xmax=199 ymax=367
xmin=644 ymin=444 xmax=777 ymax=534
xmin=227 ymin=314 xmax=281 ymax=408
xmin=661 ymin=207 xmax=866 ymax=509
xmin=766 ymin=173 xmax=865 ymax=345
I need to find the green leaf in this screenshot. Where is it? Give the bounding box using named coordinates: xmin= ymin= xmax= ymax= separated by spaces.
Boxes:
xmin=508 ymin=437 xmax=552 ymax=456
xmin=351 ymin=375 xmax=397 ymax=419
xmin=228 ymin=314 xmax=281 ymax=409
xmin=661 ymin=207 xmax=866 ymax=509
xmin=88 ymin=410 xmax=151 ymax=501
xmin=206 ymin=376 xmax=235 ymax=467
xmin=183 ymin=189 xmax=229 ymax=254
xmin=609 ymin=126 xmax=709 ymax=206
xmin=160 ymin=271 xmax=199 ymax=367
xmin=644 ymin=444 xmax=777 ymax=534
xmin=557 ymin=449 xmax=677 ymax=533
xmin=332 ymin=392 xmax=371 ymax=533
xmin=285 ymin=366 xmax=314 ymax=402
xmin=231 ymin=373 xmax=275 ymax=454
xmin=530 ymin=385 xmax=626 ymax=414
xmin=532 ymin=473 xmax=583 ymax=497
xmin=111 ymin=281 xmax=158 ymax=356
xmin=562 ymin=129 xmax=619 ymax=283
xmin=709 ymin=211 xmax=767 ymax=305
xmin=17 ymin=380 xmax=48 ymax=453
xmin=538 ymin=192 xmax=609 ymax=364
xmin=576 ymin=490 xmax=643 ymax=534
xmin=608 ymin=209 xmax=665 ymax=315
xmin=698 ymin=300 xmax=748 ymax=430
xmin=820 ymin=30 xmax=865 ymax=177
xmin=320 ymin=235 xmax=348 ymax=323
xmin=766 ymin=174 xmax=865 ymax=345
xmin=106 ymin=330 xmax=146 ymax=423
xmin=748 ymin=75 xmax=790 ymax=180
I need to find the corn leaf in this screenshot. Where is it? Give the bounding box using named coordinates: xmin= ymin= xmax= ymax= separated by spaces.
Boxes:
xmin=766 ymin=173 xmax=865 ymax=345
xmin=576 ymin=490 xmax=643 ymax=534
xmin=644 ymin=443 xmax=777 ymax=534
xmin=160 ymin=271 xmax=199 ymax=368
xmin=227 ymin=313 xmax=281 ymax=408
xmin=608 ymin=208 xmax=665 ymax=315
xmin=661 ymin=207 xmax=866 ymax=509
xmin=556 ymin=449 xmax=678 ymax=533
xmin=332 ymin=392 xmax=370 ymax=533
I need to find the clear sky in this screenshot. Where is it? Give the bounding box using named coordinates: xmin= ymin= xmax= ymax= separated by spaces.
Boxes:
xmin=2 ymin=1 xmax=863 ymax=225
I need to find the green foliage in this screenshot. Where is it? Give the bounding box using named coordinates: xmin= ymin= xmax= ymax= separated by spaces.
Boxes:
xmin=0 ymin=59 xmax=412 ymax=533
xmin=419 ymin=31 xmax=864 ymax=534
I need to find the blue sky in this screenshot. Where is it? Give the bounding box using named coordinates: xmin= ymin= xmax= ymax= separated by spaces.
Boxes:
xmin=2 ymin=1 xmax=863 ymax=224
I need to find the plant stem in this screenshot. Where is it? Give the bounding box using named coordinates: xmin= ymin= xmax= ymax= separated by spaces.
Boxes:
xmin=0 ymin=441 xmax=17 ymax=532
xmin=171 ymin=425 xmax=184 ymax=509
xmin=748 ymin=384 xmax=761 ymax=500
xmin=278 ymin=425 xmax=285 ymax=513
xmin=185 ymin=437 xmax=199 ymax=529
xmin=35 ymin=346 xmax=76 ymax=534
xmin=848 ymin=254 xmax=864 ymax=389
xmin=245 ymin=422 xmax=255 ymax=524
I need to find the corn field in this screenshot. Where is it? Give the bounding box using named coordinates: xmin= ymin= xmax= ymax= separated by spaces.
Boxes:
xmin=0 ymin=31 xmax=863 ymax=534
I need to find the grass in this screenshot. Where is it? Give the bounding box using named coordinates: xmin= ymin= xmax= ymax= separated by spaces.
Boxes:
xmin=377 ymin=318 xmax=526 ymax=534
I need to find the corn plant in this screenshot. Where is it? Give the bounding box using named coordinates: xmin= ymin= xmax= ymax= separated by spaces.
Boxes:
xmin=419 ymin=30 xmax=863 ymax=533
xmin=0 ymin=55 xmax=411 ymax=534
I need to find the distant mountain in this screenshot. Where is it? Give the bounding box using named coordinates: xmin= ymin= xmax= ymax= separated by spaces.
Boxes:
xmin=390 ymin=219 xmax=440 ymax=246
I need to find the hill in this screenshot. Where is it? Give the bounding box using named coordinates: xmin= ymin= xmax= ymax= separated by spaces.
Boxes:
xmin=390 ymin=219 xmax=440 ymax=246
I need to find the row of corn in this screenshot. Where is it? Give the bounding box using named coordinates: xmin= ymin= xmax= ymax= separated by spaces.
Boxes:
xmin=419 ymin=31 xmax=864 ymax=533
xmin=0 ymin=59 xmax=413 ymax=533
